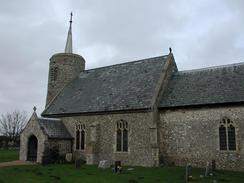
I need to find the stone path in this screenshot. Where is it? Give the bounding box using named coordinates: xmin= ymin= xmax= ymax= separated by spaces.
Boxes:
xmin=0 ymin=160 xmax=36 ymax=168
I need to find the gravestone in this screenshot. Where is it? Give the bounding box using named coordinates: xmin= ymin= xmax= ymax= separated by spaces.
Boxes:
xmin=98 ymin=160 xmax=110 ymax=168
xmin=75 ymin=159 xmax=82 ymax=169
xmin=205 ymin=162 xmax=210 ymax=176
xmin=65 ymin=153 xmax=72 ymax=162
xmin=205 ymin=161 xmax=214 ymax=176
xmin=212 ymin=160 xmax=216 ymax=172
xmin=185 ymin=164 xmax=192 ymax=182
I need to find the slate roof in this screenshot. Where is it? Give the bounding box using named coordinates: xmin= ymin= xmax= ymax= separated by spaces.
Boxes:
xmin=42 ymin=55 xmax=168 ymax=116
xmin=160 ymin=62 xmax=244 ymax=108
xmin=38 ymin=118 xmax=72 ymax=139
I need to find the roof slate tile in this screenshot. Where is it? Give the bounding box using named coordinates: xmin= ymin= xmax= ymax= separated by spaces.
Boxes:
xmin=38 ymin=118 xmax=72 ymax=139
xmin=42 ymin=55 xmax=168 ymax=115
xmin=160 ymin=62 xmax=244 ymax=107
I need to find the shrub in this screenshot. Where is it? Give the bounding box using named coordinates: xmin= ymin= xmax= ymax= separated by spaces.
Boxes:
xmin=42 ymin=146 xmax=60 ymax=165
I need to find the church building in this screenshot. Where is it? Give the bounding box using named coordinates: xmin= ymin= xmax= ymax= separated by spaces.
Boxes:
xmin=20 ymin=14 xmax=244 ymax=171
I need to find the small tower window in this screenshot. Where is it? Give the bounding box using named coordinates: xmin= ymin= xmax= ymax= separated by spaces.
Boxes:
xmin=50 ymin=67 xmax=58 ymax=81
xmin=219 ymin=117 xmax=236 ymax=151
xmin=116 ymin=120 xmax=128 ymax=152
xmin=76 ymin=124 xmax=85 ymax=150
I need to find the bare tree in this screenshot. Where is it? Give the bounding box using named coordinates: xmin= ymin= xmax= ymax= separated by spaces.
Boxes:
xmin=0 ymin=110 xmax=27 ymax=144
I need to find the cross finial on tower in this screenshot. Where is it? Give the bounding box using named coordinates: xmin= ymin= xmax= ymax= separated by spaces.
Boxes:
xmin=33 ymin=106 xmax=37 ymax=112
xmin=65 ymin=12 xmax=73 ymax=53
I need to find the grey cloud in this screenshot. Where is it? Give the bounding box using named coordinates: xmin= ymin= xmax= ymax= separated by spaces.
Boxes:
xmin=0 ymin=0 xmax=244 ymax=116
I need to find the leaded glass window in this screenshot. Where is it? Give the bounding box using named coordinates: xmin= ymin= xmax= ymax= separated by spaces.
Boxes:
xmin=76 ymin=124 xmax=85 ymax=150
xmin=116 ymin=120 xmax=128 ymax=152
xmin=219 ymin=118 xmax=236 ymax=151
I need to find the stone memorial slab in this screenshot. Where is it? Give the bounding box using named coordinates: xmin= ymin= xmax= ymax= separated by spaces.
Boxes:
xmin=98 ymin=160 xmax=110 ymax=168
xmin=212 ymin=160 xmax=216 ymax=172
xmin=75 ymin=159 xmax=82 ymax=169
xmin=65 ymin=153 xmax=72 ymax=162
xmin=205 ymin=162 xmax=210 ymax=176
xmin=185 ymin=163 xmax=192 ymax=181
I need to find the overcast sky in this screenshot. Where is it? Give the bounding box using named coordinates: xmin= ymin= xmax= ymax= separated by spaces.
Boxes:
xmin=0 ymin=0 xmax=244 ymax=116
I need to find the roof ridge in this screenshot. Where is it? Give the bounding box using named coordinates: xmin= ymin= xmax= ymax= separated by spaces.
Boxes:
xmin=83 ymin=55 xmax=168 ymax=73
xmin=38 ymin=117 xmax=61 ymax=121
xmin=179 ymin=61 xmax=244 ymax=74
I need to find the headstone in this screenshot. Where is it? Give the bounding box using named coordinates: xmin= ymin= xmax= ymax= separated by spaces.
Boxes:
xmin=98 ymin=160 xmax=110 ymax=169
xmin=205 ymin=161 xmax=213 ymax=176
xmin=205 ymin=162 xmax=210 ymax=176
xmin=98 ymin=160 xmax=105 ymax=168
xmin=185 ymin=164 xmax=192 ymax=182
xmin=212 ymin=160 xmax=216 ymax=172
xmin=65 ymin=153 xmax=72 ymax=163
xmin=75 ymin=159 xmax=81 ymax=169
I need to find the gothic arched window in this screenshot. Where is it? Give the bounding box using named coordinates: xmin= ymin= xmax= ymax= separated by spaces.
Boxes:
xmin=76 ymin=124 xmax=85 ymax=150
xmin=219 ymin=117 xmax=236 ymax=151
xmin=116 ymin=120 xmax=128 ymax=152
xmin=228 ymin=124 xmax=236 ymax=150
xmin=76 ymin=129 xmax=80 ymax=150
xmin=50 ymin=67 xmax=58 ymax=81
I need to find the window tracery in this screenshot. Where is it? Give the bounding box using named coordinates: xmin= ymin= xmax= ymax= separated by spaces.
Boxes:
xmin=76 ymin=124 xmax=85 ymax=150
xmin=219 ymin=117 xmax=236 ymax=151
xmin=116 ymin=120 xmax=128 ymax=152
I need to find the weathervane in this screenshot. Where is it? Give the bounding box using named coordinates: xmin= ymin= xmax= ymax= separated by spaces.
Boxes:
xmin=70 ymin=12 xmax=73 ymax=24
xmin=65 ymin=12 xmax=73 ymax=53
xmin=169 ymin=47 xmax=172 ymax=54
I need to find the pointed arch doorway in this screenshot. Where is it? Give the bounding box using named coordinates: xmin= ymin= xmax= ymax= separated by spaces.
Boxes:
xmin=27 ymin=135 xmax=38 ymax=162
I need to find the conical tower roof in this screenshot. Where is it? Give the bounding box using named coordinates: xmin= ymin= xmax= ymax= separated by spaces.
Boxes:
xmin=65 ymin=12 xmax=73 ymax=53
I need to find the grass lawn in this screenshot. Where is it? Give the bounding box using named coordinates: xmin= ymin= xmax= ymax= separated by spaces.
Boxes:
xmin=0 ymin=150 xmax=243 ymax=183
xmin=0 ymin=164 xmax=244 ymax=183
xmin=0 ymin=149 xmax=19 ymax=163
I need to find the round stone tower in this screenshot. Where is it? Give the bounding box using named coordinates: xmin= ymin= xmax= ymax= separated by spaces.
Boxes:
xmin=45 ymin=13 xmax=85 ymax=106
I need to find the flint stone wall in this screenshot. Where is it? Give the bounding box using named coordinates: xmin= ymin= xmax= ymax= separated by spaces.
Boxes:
xmin=159 ymin=105 xmax=244 ymax=171
xmin=47 ymin=139 xmax=72 ymax=155
xmin=61 ymin=111 xmax=157 ymax=167
xmin=46 ymin=53 xmax=85 ymax=106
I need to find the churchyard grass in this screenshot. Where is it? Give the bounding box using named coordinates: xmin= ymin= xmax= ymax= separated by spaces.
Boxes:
xmin=0 ymin=149 xmax=19 ymax=163
xmin=0 ymin=163 xmax=244 ymax=183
